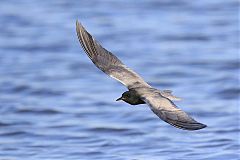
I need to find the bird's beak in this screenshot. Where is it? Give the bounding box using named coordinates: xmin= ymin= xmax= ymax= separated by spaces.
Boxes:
xmin=116 ymin=97 xmax=122 ymax=101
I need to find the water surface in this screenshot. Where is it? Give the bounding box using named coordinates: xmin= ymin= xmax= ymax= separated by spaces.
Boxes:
xmin=0 ymin=0 xmax=239 ymax=160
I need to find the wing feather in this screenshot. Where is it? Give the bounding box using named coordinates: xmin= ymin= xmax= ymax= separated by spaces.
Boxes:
xmin=76 ymin=21 xmax=150 ymax=89
xmin=137 ymin=88 xmax=206 ymax=130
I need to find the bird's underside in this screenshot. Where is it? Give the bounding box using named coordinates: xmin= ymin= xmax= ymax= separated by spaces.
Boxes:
xmin=76 ymin=20 xmax=207 ymax=130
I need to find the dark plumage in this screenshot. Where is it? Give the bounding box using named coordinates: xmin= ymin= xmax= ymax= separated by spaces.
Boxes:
xmin=116 ymin=90 xmax=145 ymax=105
xmin=76 ymin=21 xmax=207 ymax=130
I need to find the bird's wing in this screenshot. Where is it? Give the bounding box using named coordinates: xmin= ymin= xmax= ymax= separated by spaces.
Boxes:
xmin=137 ymin=88 xmax=206 ymax=130
xmin=76 ymin=21 xmax=150 ymax=89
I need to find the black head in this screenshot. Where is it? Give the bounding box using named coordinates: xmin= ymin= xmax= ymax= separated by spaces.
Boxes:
xmin=116 ymin=91 xmax=132 ymax=101
xmin=116 ymin=90 xmax=145 ymax=105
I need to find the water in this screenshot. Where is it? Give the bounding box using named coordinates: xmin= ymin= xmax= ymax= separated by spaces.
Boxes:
xmin=0 ymin=0 xmax=239 ymax=159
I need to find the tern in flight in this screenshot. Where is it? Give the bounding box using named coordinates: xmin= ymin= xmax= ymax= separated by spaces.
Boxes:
xmin=76 ymin=21 xmax=206 ymax=130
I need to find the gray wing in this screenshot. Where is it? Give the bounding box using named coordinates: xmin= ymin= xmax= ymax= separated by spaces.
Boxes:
xmin=76 ymin=21 xmax=150 ymax=89
xmin=138 ymin=88 xmax=206 ymax=130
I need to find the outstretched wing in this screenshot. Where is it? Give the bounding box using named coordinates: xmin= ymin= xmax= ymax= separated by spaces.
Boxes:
xmin=138 ymin=88 xmax=206 ymax=130
xmin=76 ymin=21 xmax=150 ymax=89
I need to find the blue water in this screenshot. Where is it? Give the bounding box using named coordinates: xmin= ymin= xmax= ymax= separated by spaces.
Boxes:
xmin=0 ymin=0 xmax=239 ymax=159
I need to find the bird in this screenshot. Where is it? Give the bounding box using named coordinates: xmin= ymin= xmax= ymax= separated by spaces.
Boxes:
xmin=76 ymin=20 xmax=207 ymax=130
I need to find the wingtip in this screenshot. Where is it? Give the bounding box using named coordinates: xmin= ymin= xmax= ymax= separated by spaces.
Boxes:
xmin=190 ymin=122 xmax=207 ymax=130
xmin=197 ymin=123 xmax=207 ymax=130
xmin=76 ymin=20 xmax=88 ymax=36
xmin=76 ymin=20 xmax=84 ymax=29
xmin=183 ymin=122 xmax=207 ymax=131
xmin=167 ymin=119 xmax=207 ymax=131
xmin=76 ymin=20 xmax=81 ymax=29
xmin=76 ymin=19 xmax=79 ymax=25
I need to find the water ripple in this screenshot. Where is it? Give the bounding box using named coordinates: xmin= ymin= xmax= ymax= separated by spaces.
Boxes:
xmin=0 ymin=0 xmax=239 ymax=160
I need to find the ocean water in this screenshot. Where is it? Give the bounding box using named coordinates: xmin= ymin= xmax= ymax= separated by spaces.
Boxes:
xmin=0 ymin=0 xmax=239 ymax=160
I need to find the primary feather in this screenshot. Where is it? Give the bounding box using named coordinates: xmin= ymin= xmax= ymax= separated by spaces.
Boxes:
xmin=76 ymin=21 xmax=150 ymax=89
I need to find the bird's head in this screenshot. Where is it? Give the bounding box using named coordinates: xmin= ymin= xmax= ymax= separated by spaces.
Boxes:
xmin=116 ymin=91 xmax=131 ymax=102
xmin=116 ymin=91 xmax=145 ymax=105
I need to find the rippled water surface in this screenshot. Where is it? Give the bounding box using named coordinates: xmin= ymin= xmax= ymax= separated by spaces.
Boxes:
xmin=0 ymin=0 xmax=239 ymax=160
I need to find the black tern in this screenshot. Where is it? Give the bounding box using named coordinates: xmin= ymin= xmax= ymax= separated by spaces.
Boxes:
xmin=76 ymin=21 xmax=207 ymax=130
